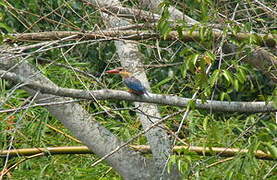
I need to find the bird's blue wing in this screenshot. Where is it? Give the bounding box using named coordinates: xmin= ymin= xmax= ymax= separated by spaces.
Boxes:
xmin=124 ymin=77 xmax=146 ymax=93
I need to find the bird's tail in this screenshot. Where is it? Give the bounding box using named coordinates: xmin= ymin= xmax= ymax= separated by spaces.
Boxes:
xmin=144 ymin=90 xmax=150 ymax=96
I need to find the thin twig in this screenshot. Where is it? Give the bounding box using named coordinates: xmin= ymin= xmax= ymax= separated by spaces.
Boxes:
xmin=205 ymin=157 xmax=235 ymax=168
xmin=90 ymin=110 xmax=186 ymax=167
xmin=0 ymin=99 xmax=82 ymax=113
xmin=253 ymin=0 xmax=277 ymax=18
xmin=0 ymin=153 xmax=44 ymax=178
xmin=36 ymin=57 xmax=105 ymax=87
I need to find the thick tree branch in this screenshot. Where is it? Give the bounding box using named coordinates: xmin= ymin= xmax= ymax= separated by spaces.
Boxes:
xmin=0 ymin=70 xmax=275 ymax=113
xmin=8 ymin=30 xmax=276 ymax=47
xmin=88 ymin=0 xmax=180 ymax=178
xmin=7 ymin=30 xmax=277 ymax=81
xmin=0 ymin=59 xmax=153 ymax=179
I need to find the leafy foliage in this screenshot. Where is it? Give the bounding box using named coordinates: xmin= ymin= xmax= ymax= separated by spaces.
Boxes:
xmin=0 ymin=0 xmax=276 ymax=179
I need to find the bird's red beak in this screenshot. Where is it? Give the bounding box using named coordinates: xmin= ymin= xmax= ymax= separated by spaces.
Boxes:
xmin=105 ymin=69 xmax=120 ymax=74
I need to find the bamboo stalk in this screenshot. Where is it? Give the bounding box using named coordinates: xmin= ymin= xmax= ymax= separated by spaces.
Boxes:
xmin=0 ymin=145 xmax=274 ymax=160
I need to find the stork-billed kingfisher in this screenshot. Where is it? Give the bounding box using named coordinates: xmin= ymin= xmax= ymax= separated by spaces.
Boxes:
xmin=106 ymin=67 xmax=148 ymax=95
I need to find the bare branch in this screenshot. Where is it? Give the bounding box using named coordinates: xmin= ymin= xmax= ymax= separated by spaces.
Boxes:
xmin=0 ymin=70 xmax=275 ymax=113
xmin=79 ymin=0 xmax=160 ymax=22
xmin=0 ymin=99 xmax=82 ymax=113
xmin=36 ymin=57 xmax=105 ymax=87
xmin=0 ymin=153 xmax=44 ymax=177
xmin=253 ymin=0 xmax=277 ymax=18
xmin=8 ymin=30 xmax=276 ymax=47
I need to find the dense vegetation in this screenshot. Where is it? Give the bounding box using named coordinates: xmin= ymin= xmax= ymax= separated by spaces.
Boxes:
xmin=0 ymin=0 xmax=276 ymax=179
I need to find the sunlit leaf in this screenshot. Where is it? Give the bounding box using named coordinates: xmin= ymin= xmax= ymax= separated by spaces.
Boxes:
xmin=203 ymin=116 xmax=209 ymax=131
xmin=209 ymin=69 xmax=220 ymax=86
xmin=265 ymin=143 xmax=277 ymax=159
xmin=0 ymin=22 xmax=13 ymax=33
xmin=222 ymin=69 xmax=233 ymax=84
xmin=234 ymin=79 xmax=239 ymax=91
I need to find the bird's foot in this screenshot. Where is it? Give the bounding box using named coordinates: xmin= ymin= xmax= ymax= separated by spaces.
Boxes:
xmin=128 ymin=89 xmax=144 ymax=95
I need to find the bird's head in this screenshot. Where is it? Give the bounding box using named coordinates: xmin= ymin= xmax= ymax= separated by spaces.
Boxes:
xmin=105 ymin=67 xmax=131 ymax=77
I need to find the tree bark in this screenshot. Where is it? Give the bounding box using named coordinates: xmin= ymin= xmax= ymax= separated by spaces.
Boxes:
xmin=1 ymin=69 xmax=275 ymax=113
xmin=87 ymin=0 xmax=181 ymax=178
xmin=0 ymin=55 xmax=153 ymax=179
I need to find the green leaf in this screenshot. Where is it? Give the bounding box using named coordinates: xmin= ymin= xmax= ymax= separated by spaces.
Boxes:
xmin=220 ymin=92 xmax=231 ymax=101
xmin=191 ymin=53 xmax=199 ymax=66
xmin=187 ymin=99 xmax=196 ymax=109
xmin=203 ymin=116 xmax=209 ymax=131
xmin=0 ymin=1 xmax=7 ymax=7
xmin=158 ymin=20 xmax=170 ymax=35
xmin=265 ymin=143 xmax=277 ymax=159
xmin=222 ymin=69 xmax=233 ymax=84
xmin=188 ymin=24 xmax=197 ymax=35
xmin=179 ymin=47 xmax=194 ymax=57
xmin=152 ymin=77 xmax=172 ymax=89
xmin=236 ymin=68 xmax=247 ymax=84
xmin=234 ymin=79 xmax=239 ymax=91
xmin=157 ymin=2 xmax=172 ymax=39
xmin=0 ymin=22 xmax=13 ymax=33
xmin=167 ymin=155 xmax=177 ymax=173
xmin=209 ymin=69 xmax=220 ymax=86
xmin=181 ymin=62 xmax=188 ymax=78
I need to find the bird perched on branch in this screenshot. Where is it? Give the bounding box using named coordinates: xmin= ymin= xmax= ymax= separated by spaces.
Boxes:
xmin=106 ymin=67 xmax=148 ymax=95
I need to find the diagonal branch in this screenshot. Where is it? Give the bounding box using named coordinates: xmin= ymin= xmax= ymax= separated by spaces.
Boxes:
xmin=0 ymin=58 xmax=153 ymax=179
xmin=92 ymin=0 xmax=180 ymax=178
